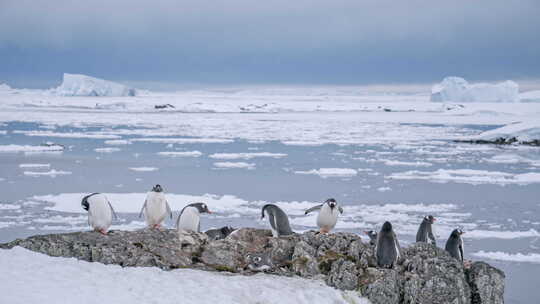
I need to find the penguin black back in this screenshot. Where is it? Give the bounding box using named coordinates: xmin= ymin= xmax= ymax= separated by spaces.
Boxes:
xmin=376 ymin=221 xmax=400 ymax=268
xmin=445 ymin=229 xmax=464 ymax=261
xmin=261 ymin=204 xmax=294 ymax=236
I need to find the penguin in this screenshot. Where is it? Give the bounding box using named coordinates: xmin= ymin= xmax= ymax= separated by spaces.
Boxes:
xmin=364 ymin=230 xmax=378 ymax=245
xmin=176 ymin=202 xmax=212 ymax=232
xmin=81 ymin=193 xmax=118 ymax=235
xmin=304 ymin=198 xmax=343 ymax=234
xmin=416 ymin=215 xmax=437 ymax=245
xmin=445 ymin=229 xmax=465 ymax=262
xmin=375 ymin=221 xmax=401 ymax=268
xmin=261 ymin=204 xmax=294 ymax=237
xmin=245 ymin=252 xmax=274 ymax=272
xmin=139 ymin=184 xmax=172 ymax=229
xmin=205 ymin=226 xmax=236 ymax=240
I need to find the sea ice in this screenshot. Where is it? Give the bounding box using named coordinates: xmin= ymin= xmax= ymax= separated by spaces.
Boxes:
xmin=157 ymin=151 xmax=203 ymax=157
xmin=51 ymin=73 xmax=136 ymax=97
xmin=431 ymin=77 xmax=519 ymax=102
xmin=0 ymin=144 xmax=64 ymax=153
xmin=209 ymin=152 xmax=287 ymax=160
xmin=23 ymin=169 xmax=72 ymax=177
xmin=294 ymin=168 xmax=358 ymax=178
xmin=213 ymin=162 xmax=255 ymax=170
xmin=129 ymin=167 xmax=159 ymax=172
xmin=472 ymin=251 xmax=540 ymax=264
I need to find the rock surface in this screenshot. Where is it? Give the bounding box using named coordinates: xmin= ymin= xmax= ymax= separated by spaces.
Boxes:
xmin=0 ymin=228 xmax=504 ymax=304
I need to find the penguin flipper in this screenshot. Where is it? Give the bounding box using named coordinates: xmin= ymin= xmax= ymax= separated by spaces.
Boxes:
xmin=459 ymin=240 xmax=464 ymax=262
xmin=304 ymin=204 xmax=322 ymax=215
xmin=166 ymin=201 xmax=172 ymax=219
xmin=338 ymin=206 xmax=344 ymax=214
xmin=108 ymin=201 xmax=119 ymax=220
xmin=428 ymin=224 xmax=436 ymax=245
xmin=138 ymin=200 xmax=147 ymax=218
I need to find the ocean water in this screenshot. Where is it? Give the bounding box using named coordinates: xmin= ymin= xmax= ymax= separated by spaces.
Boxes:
xmin=0 ymin=121 xmax=539 ymax=304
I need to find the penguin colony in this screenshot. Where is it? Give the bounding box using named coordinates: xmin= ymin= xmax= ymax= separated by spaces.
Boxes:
xmin=81 ymin=185 xmax=468 ymax=268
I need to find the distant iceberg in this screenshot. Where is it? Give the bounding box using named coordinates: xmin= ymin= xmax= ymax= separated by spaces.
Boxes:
xmin=431 ymin=77 xmax=519 ymax=102
xmin=0 ymin=83 xmax=12 ymax=91
xmin=52 ymin=73 xmax=136 ymax=97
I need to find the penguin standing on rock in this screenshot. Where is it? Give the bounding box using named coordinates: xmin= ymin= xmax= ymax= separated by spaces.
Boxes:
xmin=139 ymin=184 xmax=172 ymax=229
xmin=176 ymin=202 xmax=212 ymax=232
xmin=81 ymin=193 xmax=118 ymax=235
xmin=261 ymin=204 xmax=294 ymax=237
xmin=375 ymin=221 xmax=401 ymax=268
xmin=445 ymin=229 xmax=465 ymax=262
xmin=364 ymin=230 xmax=378 ymax=245
xmin=416 ymin=215 xmax=437 ymax=245
xmin=304 ymin=198 xmax=343 ymax=234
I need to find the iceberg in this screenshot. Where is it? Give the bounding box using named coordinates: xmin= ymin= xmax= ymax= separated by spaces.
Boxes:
xmin=431 ymin=76 xmax=519 ymax=102
xmin=0 ymin=83 xmax=12 ymax=91
xmin=52 ymin=73 xmax=136 ymax=97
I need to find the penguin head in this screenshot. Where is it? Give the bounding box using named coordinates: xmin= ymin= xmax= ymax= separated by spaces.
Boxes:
xmin=381 ymin=221 xmax=393 ymax=232
xmin=245 ymin=252 xmax=272 ymax=271
xmin=325 ymin=198 xmax=337 ymax=209
xmin=152 ymin=184 xmax=163 ymax=192
xmin=192 ymin=202 xmax=212 ymax=214
xmin=364 ymin=230 xmax=377 ymax=239
xmin=424 ymin=215 xmax=436 ymax=224
xmin=451 ymin=228 xmax=465 ymax=237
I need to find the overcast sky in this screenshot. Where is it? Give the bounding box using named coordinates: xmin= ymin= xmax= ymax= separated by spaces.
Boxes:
xmin=1 ymin=0 xmax=539 ymax=88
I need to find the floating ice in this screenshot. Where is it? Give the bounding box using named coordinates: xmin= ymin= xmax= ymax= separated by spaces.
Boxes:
xmin=14 ymin=130 xmax=121 ymax=139
xmin=23 ymin=169 xmax=72 ymax=177
xmin=51 ymin=73 xmax=136 ymax=97
xmin=294 ymin=168 xmax=357 ymax=178
xmin=0 ymin=145 xmax=64 ymax=153
xmin=472 ymin=251 xmax=540 ymax=264
xmin=129 ymin=167 xmax=159 ymax=172
xmin=94 ymin=147 xmax=121 ymax=153
xmin=213 ymin=162 xmax=255 ymax=170
xmin=431 ymin=77 xmax=519 ymax=102
xmin=470 ymin=121 xmax=540 ymax=143
xmin=104 ymin=139 xmax=130 ymax=145
xmin=131 ymin=138 xmax=233 ymax=144
xmin=0 ymin=204 xmax=21 ymax=210
xmin=157 ymin=151 xmax=203 ymax=157
xmin=19 ymin=163 xmax=51 ymax=169
xmin=209 ymin=152 xmax=287 ymax=160
xmin=387 ymin=169 xmax=540 ymax=185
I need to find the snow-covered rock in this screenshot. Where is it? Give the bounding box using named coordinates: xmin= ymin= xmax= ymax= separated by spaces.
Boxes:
xmin=431 ymin=77 xmax=519 ymax=102
xmin=52 ymin=73 xmax=136 ymax=97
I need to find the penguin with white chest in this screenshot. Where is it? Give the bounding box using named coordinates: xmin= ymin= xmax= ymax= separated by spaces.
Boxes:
xmin=81 ymin=193 xmax=118 ymax=235
xmin=139 ymin=184 xmax=172 ymax=229
xmin=375 ymin=221 xmax=401 ymax=268
xmin=445 ymin=229 xmax=465 ymax=262
xmin=176 ymin=202 xmax=212 ymax=232
xmin=304 ymin=198 xmax=343 ymax=234
xmin=261 ymin=204 xmax=294 ymax=237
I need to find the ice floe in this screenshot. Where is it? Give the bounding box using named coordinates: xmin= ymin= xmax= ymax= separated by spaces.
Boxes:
xmin=472 ymin=251 xmax=540 ymax=264
xmin=383 ymin=160 xmax=433 ymax=167
xmin=18 ymin=163 xmax=51 ymax=169
xmin=0 ymin=144 xmax=64 ymax=153
xmin=51 ymin=73 xmax=136 ymax=97
xmin=131 ymin=138 xmax=234 ymax=144
xmin=0 ymin=204 xmax=21 ymax=210
xmin=23 ymin=169 xmax=72 ymax=177
xmin=14 ymin=130 xmax=121 ymax=139
xmin=294 ymin=168 xmax=357 ymax=178
xmin=129 ymin=167 xmax=159 ymax=172
xmin=94 ymin=147 xmax=121 ymax=153
xmin=157 ymin=151 xmax=203 ymax=157
xmin=213 ymin=162 xmax=255 ymax=170
xmin=104 ymin=139 xmax=131 ymax=145
xmin=387 ymin=169 xmax=540 ymax=185
xmin=209 ymin=152 xmax=287 ymax=160
xmin=0 ymin=247 xmax=367 ymax=304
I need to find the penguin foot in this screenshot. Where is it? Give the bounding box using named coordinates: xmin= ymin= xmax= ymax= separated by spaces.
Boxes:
xmin=99 ymin=229 xmax=108 ymax=235
xmin=153 ymin=224 xmax=162 ymax=229
xmin=319 ymin=228 xmax=330 ymax=234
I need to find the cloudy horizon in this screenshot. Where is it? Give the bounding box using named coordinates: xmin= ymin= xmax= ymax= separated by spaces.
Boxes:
xmin=1 ymin=0 xmax=539 ymax=89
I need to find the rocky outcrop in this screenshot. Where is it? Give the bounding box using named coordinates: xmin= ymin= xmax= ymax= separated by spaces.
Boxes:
xmin=0 ymin=228 xmax=504 ymax=304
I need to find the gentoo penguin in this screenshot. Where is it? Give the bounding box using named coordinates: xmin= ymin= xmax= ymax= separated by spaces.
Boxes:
xmin=445 ymin=229 xmax=465 ymax=262
xmin=304 ymin=198 xmax=343 ymax=234
xmin=245 ymin=252 xmax=274 ymax=271
xmin=139 ymin=184 xmax=172 ymax=229
xmin=416 ymin=215 xmax=437 ymax=245
xmin=81 ymin=193 xmax=118 ymax=235
xmin=364 ymin=230 xmax=378 ymax=245
xmin=176 ymin=202 xmax=212 ymax=232
xmin=261 ymin=204 xmax=294 ymax=237
xmin=205 ymin=226 xmax=235 ymax=240
xmin=375 ymin=221 xmax=401 ymax=268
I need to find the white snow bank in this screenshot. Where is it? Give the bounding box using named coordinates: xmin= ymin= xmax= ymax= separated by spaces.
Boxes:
xmin=23 ymin=169 xmax=72 ymax=177
xmin=431 ymin=77 xmax=519 ymax=102
xmin=295 ymin=168 xmax=357 ymax=178
xmin=0 ymin=247 xmax=368 ymax=304
xmin=386 ymin=169 xmax=540 ymax=185
xmin=51 ymin=73 xmax=136 ymax=97
xmin=472 ymin=250 xmax=540 ymax=264
xmin=471 ymin=121 xmax=540 ymax=142
xmin=213 ymin=162 xmax=255 ymax=170
xmin=209 ymin=152 xmax=287 ymax=160
xmin=0 ymin=144 xmax=64 ymax=153
xmin=157 ymin=151 xmax=202 ymax=157
xmin=129 ymin=167 xmax=158 ymax=172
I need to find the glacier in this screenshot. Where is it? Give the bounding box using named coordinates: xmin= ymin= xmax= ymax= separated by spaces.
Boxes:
xmin=51 ymin=73 xmax=136 ymax=97
xmin=431 ymin=77 xmax=519 ymax=102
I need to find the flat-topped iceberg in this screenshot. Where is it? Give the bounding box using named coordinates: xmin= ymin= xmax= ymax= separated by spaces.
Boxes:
xmin=431 ymin=76 xmax=519 ymax=102
xmin=0 ymin=83 xmax=12 ymax=91
xmin=52 ymin=73 xmax=136 ymax=97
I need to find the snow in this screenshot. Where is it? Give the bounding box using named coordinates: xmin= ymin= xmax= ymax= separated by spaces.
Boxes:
xmin=0 ymin=247 xmax=369 ymax=304
xmin=157 ymin=151 xmax=203 ymax=157
xmin=23 ymin=169 xmax=72 ymax=177
xmin=431 ymin=77 xmax=519 ymax=102
xmin=386 ymin=169 xmax=540 ymax=185
xmin=51 ymin=73 xmax=136 ymax=97
xmin=472 ymin=251 xmax=540 ymax=264
xmin=294 ymin=168 xmax=358 ymax=178
xmin=129 ymin=167 xmax=159 ymax=172
xmin=209 ymin=152 xmax=287 ymax=160
xmin=213 ymin=162 xmax=255 ymax=170
xmin=0 ymin=144 xmax=64 ymax=152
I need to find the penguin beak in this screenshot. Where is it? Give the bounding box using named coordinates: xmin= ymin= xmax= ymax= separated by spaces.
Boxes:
xmin=207 ymin=210 xmax=213 ymax=214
